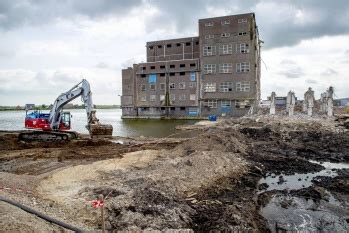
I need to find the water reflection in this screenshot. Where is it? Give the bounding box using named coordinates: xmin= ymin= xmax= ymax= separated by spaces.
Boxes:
xmin=0 ymin=109 xmax=198 ymax=138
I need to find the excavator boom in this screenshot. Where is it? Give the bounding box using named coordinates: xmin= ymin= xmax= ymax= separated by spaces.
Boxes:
xmin=21 ymin=79 xmax=113 ymax=141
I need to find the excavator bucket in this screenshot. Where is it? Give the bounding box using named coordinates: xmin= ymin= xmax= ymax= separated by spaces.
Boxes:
xmin=88 ymin=123 xmax=113 ymax=137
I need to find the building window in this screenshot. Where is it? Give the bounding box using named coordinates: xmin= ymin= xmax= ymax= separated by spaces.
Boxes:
xmin=148 ymin=73 xmax=157 ymax=83
xmin=171 ymin=94 xmax=175 ymax=101
xmin=238 ymin=18 xmax=248 ymax=23
xmin=203 ymin=45 xmax=216 ymax=56
xmin=196 ymin=41 xmax=199 ymax=45
xmin=157 ymin=45 xmax=162 ymax=48
xmin=221 ymin=20 xmax=230 ymax=25
xmin=180 ymin=64 xmax=185 ymax=68
xmin=205 ymin=100 xmax=217 ymax=108
xmin=190 ymin=72 xmax=196 ymax=81
xmin=179 ymin=82 xmax=186 ymax=89
xmin=189 ymin=107 xmax=198 ymax=116
xmin=149 ymin=46 xmax=153 ymax=50
xmin=239 ymin=43 xmax=250 ymax=53
xmin=221 ymin=100 xmax=231 ymax=107
xmin=204 ymin=64 xmax=216 ymax=74
xmin=176 ymin=43 xmax=181 ymax=47
xmin=166 ymin=44 xmax=172 ymax=48
xmin=170 ymin=64 xmax=175 ymax=68
xmin=160 ymin=65 xmax=165 ymax=69
xmin=150 ymin=66 xmax=155 ymax=70
xmin=141 ymin=74 xmax=146 ymax=78
xmin=186 ymin=42 xmax=191 ymax=46
xmin=205 ymin=34 xmax=215 ymax=39
xmin=205 ymin=22 xmax=214 ymax=27
xmin=219 ymin=44 xmax=233 ymax=55
xmin=179 ymin=94 xmax=186 ymax=101
xmin=236 ymin=62 xmax=250 ymax=73
xmin=160 ymin=73 xmax=165 ymax=77
xmin=204 ymin=82 xmax=216 ymax=92
xmin=150 ymin=95 xmax=156 ymax=101
xmin=221 ymin=32 xmax=230 ymax=38
xmin=236 ymin=100 xmax=251 ymax=109
xmin=160 ymin=95 xmax=165 ymax=101
xmin=180 ymin=72 xmax=185 ymax=76
xmin=219 ymin=63 xmax=233 ymax=73
xmin=142 ymin=66 xmax=146 ymax=70
xmin=141 ymin=84 xmax=146 ymax=91
xmin=141 ymin=96 xmax=146 ymax=102
xmin=189 ymin=82 xmax=196 ymax=88
xmin=160 ymin=83 xmax=165 ymax=90
xmin=169 ymin=83 xmax=175 ymax=89
xmin=190 ymin=63 xmax=196 ymax=68
xmin=236 ymin=81 xmax=250 ymax=92
xmin=149 ymin=84 xmax=156 ymax=90
xmin=169 ymin=72 xmax=175 ymax=76
xmin=219 ymin=82 xmax=233 ymax=92
xmin=238 ymin=32 xmax=248 ymax=36
xmin=190 ymin=94 xmax=196 ymax=101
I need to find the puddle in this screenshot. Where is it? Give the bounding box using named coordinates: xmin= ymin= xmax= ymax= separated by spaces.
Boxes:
xmin=259 ymin=161 xmax=349 ymax=191
xmin=260 ymin=195 xmax=349 ymax=232
xmin=259 ymin=161 xmax=349 ymax=232
xmin=309 ymin=160 xmax=349 ymax=170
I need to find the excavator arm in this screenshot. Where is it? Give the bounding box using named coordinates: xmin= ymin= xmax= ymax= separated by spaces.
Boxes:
xmin=49 ymin=79 xmax=113 ymax=137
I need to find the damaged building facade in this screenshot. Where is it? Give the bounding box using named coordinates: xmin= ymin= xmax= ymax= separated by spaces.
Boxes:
xmin=121 ymin=13 xmax=261 ymax=118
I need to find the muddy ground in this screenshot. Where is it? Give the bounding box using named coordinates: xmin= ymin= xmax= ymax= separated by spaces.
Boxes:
xmin=0 ymin=115 xmax=348 ymax=232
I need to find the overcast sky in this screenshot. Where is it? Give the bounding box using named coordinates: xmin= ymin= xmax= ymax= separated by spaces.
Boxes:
xmin=0 ymin=0 xmax=348 ymax=105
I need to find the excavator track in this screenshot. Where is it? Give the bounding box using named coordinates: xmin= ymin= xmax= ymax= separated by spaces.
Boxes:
xmin=18 ymin=130 xmax=78 ymax=142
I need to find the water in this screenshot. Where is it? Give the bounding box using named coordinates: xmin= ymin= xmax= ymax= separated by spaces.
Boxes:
xmin=259 ymin=160 xmax=349 ymax=232
xmin=0 ymin=109 xmax=199 ymax=138
xmin=261 ymin=195 xmax=349 ymax=232
xmin=258 ymin=161 xmax=349 ymax=191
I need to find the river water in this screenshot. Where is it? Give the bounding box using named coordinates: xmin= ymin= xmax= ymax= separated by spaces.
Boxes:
xmin=0 ymin=109 xmax=198 ymax=138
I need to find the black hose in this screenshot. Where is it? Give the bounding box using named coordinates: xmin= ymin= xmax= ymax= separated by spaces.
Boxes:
xmin=0 ymin=195 xmax=85 ymax=232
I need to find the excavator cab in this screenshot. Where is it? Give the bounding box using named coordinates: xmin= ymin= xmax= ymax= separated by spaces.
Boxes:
xmin=60 ymin=112 xmax=71 ymax=130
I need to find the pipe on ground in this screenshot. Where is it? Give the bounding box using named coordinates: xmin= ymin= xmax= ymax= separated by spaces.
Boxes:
xmin=0 ymin=195 xmax=85 ymax=232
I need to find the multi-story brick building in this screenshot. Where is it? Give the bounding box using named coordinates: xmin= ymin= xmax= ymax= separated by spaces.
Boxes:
xmin=121 ymin=13 xmax=261 ymax=119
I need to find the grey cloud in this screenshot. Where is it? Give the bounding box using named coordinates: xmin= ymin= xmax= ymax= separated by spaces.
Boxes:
xmin=96 ymin=62 xmax=110 ymax=69
xmin=0 ymin=47 xmax=15 ymax=58
xmin=280 ymin=59 xmax=296 ymax=65
xmin=144 ymin=0 xmax=258 ymax=34
xmin=306 ymin=79 xmax=317 ymax=84
xmin=279 ymin=67 xmax=304 ymax=79
xmin=121 ymin=58 xmax=143 ymax=69
xmin=321 ymin=68 xmax=338 ymax=76
xmin=145 ymin=0 xmax=349 ymax=49
xmin=255 ymin=0 xmax=349 ymax=48
xmin=1 ymin=0 xmax=349 ymax=49
xmin=0 ymin=0 xmax=142 ymax=29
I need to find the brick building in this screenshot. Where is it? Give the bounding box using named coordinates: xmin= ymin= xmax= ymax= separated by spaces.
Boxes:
xmin=121 ymin=13 xmax=261 ymax=118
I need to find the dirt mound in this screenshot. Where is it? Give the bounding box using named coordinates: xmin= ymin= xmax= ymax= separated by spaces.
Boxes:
xmin=86 ymin=129 xmax=251 ymax=231
xmin=172 ymin=129 xmax=248 ymax=156
xmin=106 ymin=185 xmax=195 ymax=230
xmin=312 ymin=169 xmax=349 ymax=194
xmin=0 ymin=202 xmax=64 ymax=232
